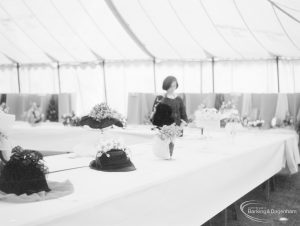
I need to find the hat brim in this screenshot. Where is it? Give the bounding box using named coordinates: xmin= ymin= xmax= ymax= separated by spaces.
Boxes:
xmin=89 ymin=160 xmax=136 ymax=172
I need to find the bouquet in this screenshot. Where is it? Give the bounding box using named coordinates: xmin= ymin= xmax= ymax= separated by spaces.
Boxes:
xmin=154 ymin=124 xmax=182 ymax=159
xmin=89 ymin=103 xmax=113 ymax=121
xmin=62 ymin=111 xmax=80 ymax=126
xmin=157 ymin=124 xmax=182 ymax=142
xmin=0 ymin=103 xmax=9 ymax=113
xmin=219 ymin=100 xmax=236 ymax=113
xmin=89 ymin=103 xmax=126 ymax=127
xmin=219 ymin=101 xmax=240 ymax=127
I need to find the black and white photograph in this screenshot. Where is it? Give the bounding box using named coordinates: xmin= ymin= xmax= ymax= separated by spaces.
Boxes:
xmin=0 ymin=0 xmax=299 ymax=225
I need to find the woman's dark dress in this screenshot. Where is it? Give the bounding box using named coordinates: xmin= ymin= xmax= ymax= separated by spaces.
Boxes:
xmin=152 ymin=95 xmax=188 ymax=126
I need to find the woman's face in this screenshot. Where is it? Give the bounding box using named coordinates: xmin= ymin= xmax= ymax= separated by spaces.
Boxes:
xmin=167 ymin=81 xmax=177 ymax=93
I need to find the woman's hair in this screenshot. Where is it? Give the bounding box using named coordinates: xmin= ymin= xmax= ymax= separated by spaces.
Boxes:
xmin=162 ymin=76 xmax=178 ymax=91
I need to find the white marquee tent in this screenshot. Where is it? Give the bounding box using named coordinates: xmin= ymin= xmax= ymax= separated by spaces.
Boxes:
xmin=0 ymin=0 xmax=300 ymax=115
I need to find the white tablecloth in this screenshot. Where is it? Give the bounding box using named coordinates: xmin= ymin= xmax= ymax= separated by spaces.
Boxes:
xmin=9 ymin=122 xmax=151 ymax=152
xmin=1 ymin=123 xmax=299 ymax=226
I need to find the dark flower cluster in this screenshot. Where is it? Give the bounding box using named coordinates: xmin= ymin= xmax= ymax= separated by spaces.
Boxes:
xmin=0 ymin=146 xmax=50 ymax=195
xmin=9 ymin=146 xmax=48 ymax=174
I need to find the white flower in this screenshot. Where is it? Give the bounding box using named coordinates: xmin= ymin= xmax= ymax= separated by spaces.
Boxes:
xmin=157 ymin=124 xmax=182 ymax=141
xmin=89 ymin=103 xmax=127 ymax=127
xmin=96 ymin=139 xmax=128 ymax=156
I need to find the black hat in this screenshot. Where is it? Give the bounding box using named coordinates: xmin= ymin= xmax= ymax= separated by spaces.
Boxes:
xmin=152 ymin=103 xmax=174 ymax=127
xmin=90 ymin=149 xmax=136 ymax=172
xmin=0 ymin=146 xmax=50 ymax=195
xmin=79 ymin=116 xmax=123 ymax=129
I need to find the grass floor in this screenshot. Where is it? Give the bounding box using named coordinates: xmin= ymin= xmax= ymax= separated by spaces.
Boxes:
xmin=204 ymin=166 xmax=300 ymax=226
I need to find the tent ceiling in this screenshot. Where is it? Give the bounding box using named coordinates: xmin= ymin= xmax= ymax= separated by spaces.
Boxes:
xmin=0 ymin=0 xmax=299 ymax=65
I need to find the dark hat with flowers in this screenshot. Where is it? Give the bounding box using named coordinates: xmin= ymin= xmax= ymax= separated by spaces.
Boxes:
xmin=80 ymin=103 xmax=125 ymax=129
xmin=90 ymin=140 xmax=136 ymax=172
xmin=0 ymin=146 xmax=50 ymax=195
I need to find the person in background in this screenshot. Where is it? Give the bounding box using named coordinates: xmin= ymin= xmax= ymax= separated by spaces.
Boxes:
xmin=26 ymin=102 xmax=44 ymax=125
xmin=151 ymin=76 xmax=188 ymax=128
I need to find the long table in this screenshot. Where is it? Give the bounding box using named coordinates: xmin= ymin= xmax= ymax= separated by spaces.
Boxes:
xmin=1 ymin=123 xmax=299 ymax=226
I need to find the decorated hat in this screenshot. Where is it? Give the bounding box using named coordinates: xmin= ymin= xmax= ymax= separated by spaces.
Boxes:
xmin=89 ymin=140 xmax=135 ymax=172
xmin=0 ymin=146 xmax=50 ymax=195
xmin=79 ymin=116 xmax=123 ymax=129
xmin=79 ymin=103 xmax=126 ymax=129
xmin=152 ymin=103 xmax=174 ymax=127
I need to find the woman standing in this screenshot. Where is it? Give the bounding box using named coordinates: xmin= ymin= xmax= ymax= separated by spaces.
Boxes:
xmin=151 ymin=76 xmax=188 ymax=127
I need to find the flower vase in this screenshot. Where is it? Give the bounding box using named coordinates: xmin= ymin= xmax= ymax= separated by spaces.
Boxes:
xmin=153 ymin=137 xmax=174 ymax=160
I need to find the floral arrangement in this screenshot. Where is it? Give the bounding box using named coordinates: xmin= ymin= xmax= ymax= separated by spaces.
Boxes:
xmin=283 ymin=114 xmax=294 ymax=127
xmin=218 ymin=101 xmax=241 ymax=127
xmin=89 ymin=103 xmax=126 ymax=127
xmin=0 ymin=103 xmax=9 ymax=113
xmin=244 ymin=119 xmax=265 ymax=128
xmin=194 ymin=105 xmax=220 ymax=121
xmin=8 ymin=146 xmax=48 ymax=173
xmin=96 ymin=139 xmax=130 ymax=158
xmin=194 ymin=105 xmax=221 ymax=129
xmin=157 ymin=124 xmax=182 ymax=141
xmin=62 ymin=111 xmax=80 ymax=126
xmin=0 ymin=146 xmax=51 ymax=195
xmin=219 ymin=101 xmax=237 ymax=113
xmin=271 ymin=114 xmax=294 ymax=128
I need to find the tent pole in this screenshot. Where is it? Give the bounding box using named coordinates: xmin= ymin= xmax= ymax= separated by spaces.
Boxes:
xmin=153 ymin=59 xmax=157 ymax=93
xmin=102 ymin=61 xmax=108 ymax=103
xmin=276 ymin=56 xmax=280 ymax=93
xmin=212 ymin=57 xmax=215 ymax=93
xmin=200 ymin=61 xmax=203 ymax=94
xmin=16 ymin=63 xmax=21 ymax=93
xmin=57 ymin=62 xmax=62 ymax=94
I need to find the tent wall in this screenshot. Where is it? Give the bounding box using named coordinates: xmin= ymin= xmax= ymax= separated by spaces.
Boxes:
xmin=0 ymin=66 xmax=19 ymax=93
xmin=59 ymin=65 xmax=106 ymax=115
xmin=19 ymin=65 xmax=59 ymax=94
xmin=1 ymin=59 xmax=300 ymax=116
